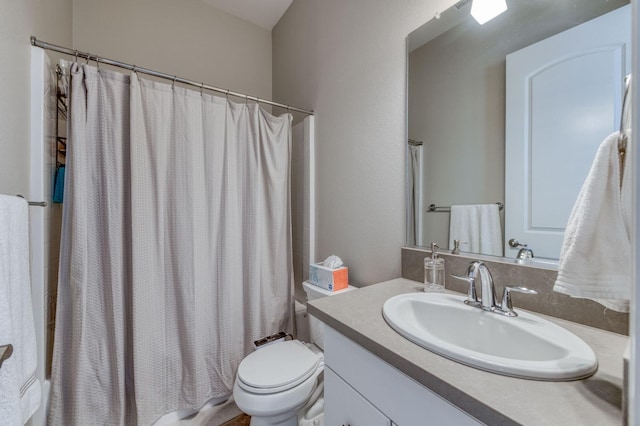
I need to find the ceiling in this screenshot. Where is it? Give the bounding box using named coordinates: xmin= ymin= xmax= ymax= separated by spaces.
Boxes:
xmin=202 ymin=0 xmax=294 ymax=30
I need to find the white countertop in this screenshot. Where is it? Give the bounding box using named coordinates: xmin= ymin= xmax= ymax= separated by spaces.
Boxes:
xmin=308 ymin=278 xmax=627 ymax=426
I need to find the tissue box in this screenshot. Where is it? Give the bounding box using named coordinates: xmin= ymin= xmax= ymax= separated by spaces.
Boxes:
xmin=309 ymin=263 xmax=349 ymax=291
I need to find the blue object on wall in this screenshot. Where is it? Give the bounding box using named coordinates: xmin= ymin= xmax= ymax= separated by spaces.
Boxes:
xmin=53 ymin=166 xmax=65 ymax=203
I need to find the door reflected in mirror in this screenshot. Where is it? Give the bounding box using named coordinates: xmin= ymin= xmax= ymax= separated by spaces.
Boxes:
xmin=407 ymin=0 xmax=630 ymax=261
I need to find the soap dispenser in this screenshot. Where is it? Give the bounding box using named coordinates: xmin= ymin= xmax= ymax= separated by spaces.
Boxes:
xmin=424 ymin=243 xmax=445 ymax=292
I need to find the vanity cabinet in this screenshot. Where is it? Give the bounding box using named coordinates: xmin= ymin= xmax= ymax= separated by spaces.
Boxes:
xmin=325 ymin=368 xmax=390 ymax=426
xmin=324 ymin=326 xmax=481 ymax=426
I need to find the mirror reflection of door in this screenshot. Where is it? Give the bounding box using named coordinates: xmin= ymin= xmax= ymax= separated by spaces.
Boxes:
xmin=505 ymin=5 xmax=631 ymax=259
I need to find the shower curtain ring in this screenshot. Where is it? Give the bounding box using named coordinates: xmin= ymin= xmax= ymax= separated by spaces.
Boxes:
xmin=172 ymin=76 xmax=177 ymax=89
xmin=74 ymin=50 xmax=78 ymax=62
xmin=200 ymin=83 xmax=204 ymax=95
xmin=85 ymin=54 xmax=90 ymax=64
xmin=225 ymin=89 xmax=230 ymax=99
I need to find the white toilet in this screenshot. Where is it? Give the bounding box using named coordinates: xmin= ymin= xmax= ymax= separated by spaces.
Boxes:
xmin=233 ymin=281 xmax=356 ymax=426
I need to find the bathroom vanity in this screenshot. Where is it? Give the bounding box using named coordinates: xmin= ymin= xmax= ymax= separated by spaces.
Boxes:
xmin=308 ymin=278 xmax=627 ymax=425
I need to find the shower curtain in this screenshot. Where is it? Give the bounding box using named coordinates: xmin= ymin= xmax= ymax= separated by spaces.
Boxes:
xmin=48 ymin=63 xmax=293 ymax=425
xmin=406 ymin=143 xmax=423 ymax=246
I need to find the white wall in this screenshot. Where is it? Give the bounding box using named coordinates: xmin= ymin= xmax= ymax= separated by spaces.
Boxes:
xmin=0 ymin=0 xmax=72 ymax=196
xmin=273 ymin=0 xmax=457 ymax=286
xmin=73 ymin=0 xmax=273 ymax=101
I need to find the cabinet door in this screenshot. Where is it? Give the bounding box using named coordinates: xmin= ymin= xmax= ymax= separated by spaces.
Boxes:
xmin=325 ymin=367 xmax=391 ymax=426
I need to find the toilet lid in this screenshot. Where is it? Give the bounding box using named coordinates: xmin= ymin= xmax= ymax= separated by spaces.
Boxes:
xmin=237 ymin=340 xmax=322 ymax=394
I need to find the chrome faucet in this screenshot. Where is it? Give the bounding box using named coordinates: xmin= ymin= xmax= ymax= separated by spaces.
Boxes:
xmin=451 ymin=261 xmax=538 ymax=317
xmin=459 ymin=261 xmax=497 ymax=310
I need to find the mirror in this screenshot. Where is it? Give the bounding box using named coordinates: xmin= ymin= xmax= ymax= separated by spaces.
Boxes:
xmin=407 ymin=0 xmax=630 ymax=261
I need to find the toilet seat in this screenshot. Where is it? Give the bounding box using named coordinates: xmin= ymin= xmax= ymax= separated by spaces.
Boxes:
xmin=233 ymin=365 xmax=323 ymax=419
xmin=237 ymin=340 xmax=323 ymax=394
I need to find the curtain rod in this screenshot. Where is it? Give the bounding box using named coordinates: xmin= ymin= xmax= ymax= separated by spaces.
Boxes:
xmin=31 ymin=36 xmax=314 ymax=116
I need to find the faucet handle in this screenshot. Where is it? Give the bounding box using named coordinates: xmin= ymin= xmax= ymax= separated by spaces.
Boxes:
xmin=451 ymin=240 xmax=468 ymax=255
xmin=508 ymin=239 xmax=534 ymax=259
xmin=517 ymin=248 xmax=534 ymax=259
xmin=450 ymin=274 xmax=480 ymax=307
xmin=499 ymin=286 xmax=538 ymax=317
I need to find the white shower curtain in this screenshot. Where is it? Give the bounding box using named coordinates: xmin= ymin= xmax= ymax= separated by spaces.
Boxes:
xmin=406 ymin=144 xmax=423 ymax=246
xmin=48 ymin=63 xmax=293 ymax=425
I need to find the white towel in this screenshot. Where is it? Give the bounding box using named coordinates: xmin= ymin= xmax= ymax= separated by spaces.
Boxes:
xmin=449 ymin=204 xmax=503 ymax=256
xmin=0 ymin=195 xmax=41 ymax=425
xmin=553 ymin=132 xmax=631 ymax=312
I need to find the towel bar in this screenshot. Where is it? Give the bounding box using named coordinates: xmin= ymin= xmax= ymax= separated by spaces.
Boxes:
xmin=428 ymin=202 xmax=504 ymax=213
xmin=16 ymin=195 xmax=47 ymax=207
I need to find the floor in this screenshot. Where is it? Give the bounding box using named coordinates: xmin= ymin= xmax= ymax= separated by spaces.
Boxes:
xmin=219 ymin=414 xmax=251 ymax=426
xmin=167 ymin=398 xmax=248 ymax=426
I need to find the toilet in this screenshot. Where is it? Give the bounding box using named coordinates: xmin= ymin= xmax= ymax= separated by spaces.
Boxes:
xmin=233 ymin=281 xmax=356 ymax=426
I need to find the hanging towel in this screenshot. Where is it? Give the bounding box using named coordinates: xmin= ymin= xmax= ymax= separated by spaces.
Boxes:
xmin=553 ymin=132 xmax=631 ymax=312
xmin=53 ymin=166 xmax=65 ymax=203
xmin=449 ymin=204 xmax=502 ymax=256
xmin=0 ymin=194 xmax=41 ymax=424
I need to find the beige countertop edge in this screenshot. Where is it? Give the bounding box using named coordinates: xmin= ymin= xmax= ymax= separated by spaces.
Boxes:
xmin=307 ymin=278 xmax=627 ymax=426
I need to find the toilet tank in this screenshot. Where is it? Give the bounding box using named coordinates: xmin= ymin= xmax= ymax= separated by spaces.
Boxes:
xmin=302 ymin=281 xmax=356 ymax=350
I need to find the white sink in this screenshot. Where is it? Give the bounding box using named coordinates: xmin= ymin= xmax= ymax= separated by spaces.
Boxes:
xmin=382 ymin=292 xmax=597 ymax=380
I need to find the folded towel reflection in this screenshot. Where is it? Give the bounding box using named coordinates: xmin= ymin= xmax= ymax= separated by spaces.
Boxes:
xmin=449 ymin=204 xmax=502 ymax=256
xmin=553 ymin=132 xmax=631 ymax=312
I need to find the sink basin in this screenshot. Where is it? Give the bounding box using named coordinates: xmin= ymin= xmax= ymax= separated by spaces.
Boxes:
xmin=382 ymin=292 xmax=597 ymax=380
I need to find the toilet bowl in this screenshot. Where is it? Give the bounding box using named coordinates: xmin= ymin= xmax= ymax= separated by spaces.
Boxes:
xmin=233 ymin=281 xmax=356 ymax=426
